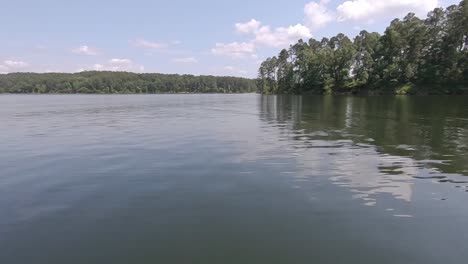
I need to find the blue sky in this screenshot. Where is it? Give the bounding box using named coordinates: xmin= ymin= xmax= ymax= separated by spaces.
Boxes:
xmin=0 ymin=0 xmax=460 ymax=77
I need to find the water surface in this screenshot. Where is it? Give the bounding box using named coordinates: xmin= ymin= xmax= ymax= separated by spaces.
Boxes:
xmin=1 ymin=94 xmax=467 ymax=263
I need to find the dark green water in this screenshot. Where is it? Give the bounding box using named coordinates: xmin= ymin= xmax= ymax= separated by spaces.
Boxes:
xmin=1 ymin=94 xmax=467 ymax=263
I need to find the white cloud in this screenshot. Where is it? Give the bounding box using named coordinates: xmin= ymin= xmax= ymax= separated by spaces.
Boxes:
xmin=337 ymin=0 xmax=439 ymax=22
xmin=221 ymin=1 xmax=329 ymax=54
xmin=211 ymin=42 xmax=256 ymax=58
xmin=92 ymin=64 xmax=105 ymax=71
xmin=4 ymin=60 xmax=29 ymax=68
xmin=235 ymin=19 xmax=262 ymax=34
xmin=133 ymin=39 xmax=168 ymax=49
xmin=0 ymin=64 xmax=8 ymax=74
xmin=213 ymin=20 xmax=311 ymax=58
xmin=72 ymin=45 xmax=99 ymax=55
xmin=254 ymin=24 xmax=312 ymax=47
xmin=233 ymin=19 xmax=312 ymax=48
xmin=109 ymin=58 xmax=132 ymax=64
xmin=304 ymin=0 xmax=334 ymax=31
xmin=224 ymin=66 xmax=248 ymax=76
xmin=0 ymin=60 xmax=30 ymax=73
xmin=79 ymin=58 xmax=144 ymax=72
xmin=171 ymin=57 xmax=198 ymax=63
xmin=219 ymin=19 xmax=312 ymax=56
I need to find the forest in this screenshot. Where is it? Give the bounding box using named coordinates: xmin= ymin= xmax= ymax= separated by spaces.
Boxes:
xmin=0 ymin=72 xmax=257 ymax=94
xmin=258 ymin=0 xmax=468 ymax=95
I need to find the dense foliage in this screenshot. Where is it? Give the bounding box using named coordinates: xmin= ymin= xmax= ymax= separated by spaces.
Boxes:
xmin=258 ymin=0 xmax=468 ymax=94
xmin=0 ymin=72 xmax=257 ymax=94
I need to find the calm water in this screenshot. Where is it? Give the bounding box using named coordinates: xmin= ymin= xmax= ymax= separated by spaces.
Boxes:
xmin=1 ymin=94 xmax=468 ymax=263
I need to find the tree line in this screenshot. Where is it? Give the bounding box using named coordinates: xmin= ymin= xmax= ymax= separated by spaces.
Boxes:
xmin=0 ymin=72 xmax=257 ymax=94
xmin=258 ymin=0 xmax=468 ymax=95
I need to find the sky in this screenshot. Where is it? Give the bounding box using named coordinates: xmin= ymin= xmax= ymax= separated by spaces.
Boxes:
xmin=0 ymin=0 xmax=460 ymax=77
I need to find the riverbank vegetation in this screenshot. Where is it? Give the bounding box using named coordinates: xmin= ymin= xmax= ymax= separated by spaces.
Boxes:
xmin=258 ymin=0 xmax=467 ymax=95
xmin=0 ymin=72 xmax=257 ymax=94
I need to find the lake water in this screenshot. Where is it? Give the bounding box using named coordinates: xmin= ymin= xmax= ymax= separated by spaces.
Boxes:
xmin=1 ymin=94 xmax=467 ymax=263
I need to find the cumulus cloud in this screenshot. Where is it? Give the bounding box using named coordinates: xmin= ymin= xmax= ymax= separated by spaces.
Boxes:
xmin=72 ymin=45 xmax=100 ymax=55
xmin=234 ymin=20 xmax=312 ymax=48
xmin=79 ymin=58 xmax=144 ymax=72
xmin=171 ymin=57 xmax=198 ymax=63
xmin=4 ymin=60 xmax=29 ymax=68
xmin=336 ymin=0 xmax=439 ymax=22
xmin=109 ymin=58 xmax=132 ymax=64
xmin=213 ymin=20 xmax=311 ymax=58
xmin=133 ymin=39 xmax=168 ymax=49
xmin=254 ymin=24 xmax=312 ymax=47
xmin=211 ymin=42 xmax=256 ymax=58
xmin=304 ymin=0 xmax=334 ymax=31
xmin=235 ymin=19 xmax=262 ymax=34
xmin=0 ymin=60 xmax=30 ymax=73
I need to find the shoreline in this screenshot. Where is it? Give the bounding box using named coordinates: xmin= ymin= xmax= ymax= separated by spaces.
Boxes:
xmin=1 ymin=91 xmax=467 ymax=96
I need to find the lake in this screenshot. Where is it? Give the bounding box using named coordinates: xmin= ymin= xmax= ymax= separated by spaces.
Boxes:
xmin=1 ymin=94 xmax=467 ymax=263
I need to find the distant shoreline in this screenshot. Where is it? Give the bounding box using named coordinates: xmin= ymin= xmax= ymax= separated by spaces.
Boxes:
xmin=0 ymin=72 xmax=257 ymax=94
xmin=0 ymin=92 xmax=258 ymax=95
xmin=1 ymin=71 xmax=466 ymax=96
xmin=2 ymin=91 xmax=467 ymax=96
